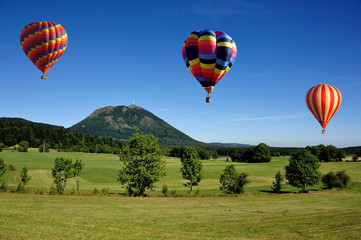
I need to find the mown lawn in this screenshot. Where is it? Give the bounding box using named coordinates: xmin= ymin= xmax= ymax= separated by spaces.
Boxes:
xmin=1 ymin=150 xmax=361 ymax=194
xmin=0 ymin=188 xmax=361 ymax=239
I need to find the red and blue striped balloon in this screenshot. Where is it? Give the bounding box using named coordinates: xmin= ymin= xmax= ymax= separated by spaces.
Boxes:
xmin=20 ymin=21 xmax=68 ymax=79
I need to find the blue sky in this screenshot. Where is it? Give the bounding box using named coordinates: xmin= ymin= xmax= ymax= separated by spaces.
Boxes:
xmin=1 ymin=0 xmax=360 ymax=147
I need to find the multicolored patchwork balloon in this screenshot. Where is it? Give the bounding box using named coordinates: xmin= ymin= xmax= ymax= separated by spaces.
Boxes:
xmin=182 ymin=29 xmax=237 ymax=102
xmin=20 ymin=21 xmax=68 ymax=79
xmin=305 ymin=84 xmax=342 ymax=134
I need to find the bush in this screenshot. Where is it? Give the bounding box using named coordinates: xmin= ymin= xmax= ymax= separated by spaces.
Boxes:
xmin=219 ymin=165 xmax=250 ymax=194
xmin=102 ymin=187 xmax=110 ymax=195
xmin=18 ymin=141 xmax=29 ymax=152
xmin=321 ymin=171 xmax=350 ymax=189
xmin=0 ymin=181 xmax=8 ymax=192
xmin=93 ymin=187 xmax=99 ymax=194
xmin=39 ymin=143 xmax=50 ymax=152
xmin=0 ymin=158 xmax=7 ymax=179
xmin=271 ymin=171 xmax=285 ymax=193
xmin=49 ymin=186 xmax=57 ymax=195
xmin=170 ymin=189 xmax=177 ymax=197
xmin=161 ymin=184 xmax=169 ymax=196
xmin=8 ymin=164 xmax=17 ymax=172
xmin=16 ymin=167 xmax=31 ymax=193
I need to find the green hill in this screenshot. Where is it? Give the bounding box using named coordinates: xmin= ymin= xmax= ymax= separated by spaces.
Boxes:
xmin=69 ymin=105 xmax=205 ymax=146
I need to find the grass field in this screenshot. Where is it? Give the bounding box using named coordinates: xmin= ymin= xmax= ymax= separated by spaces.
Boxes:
xmin=1 ymin=188 xmax=361 ymax=239
xmin=1 ymin=150 xmax=361 ymax=239
xmin=1 ymin=150 xmax=361 ymax=194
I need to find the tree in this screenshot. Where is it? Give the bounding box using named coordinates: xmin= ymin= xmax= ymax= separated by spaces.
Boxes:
xmin=241 ymin=143 xmax=271 ymax=163
xmin=18 ymin=141 xmax=29 ymax=152
xmin=52 ymin=157 xmax=74 ymax=194
xmin=39 ymin=143 xmax=50 ymax=152
xmin=16 ymin=167 xmax=31 ymax=193
xmin=219 ymin=165 xmax=250 ymax=194
xmin=73 ymin=159 xmax=85 ymax=193
xmin=271 ymin=171 xmax=284 ymax=193
xmin=180 ymin=147 xmax=203 ymax=194
xmin=0 ymin=158 xmax=7 ymax=180
xmin=230 ymin=149 xmax=243 ymax=162
xmin=285 ymin=150 xmax=321 ymax=192
xmin=117 ymin=133 xmax=165 ymax=197
xmin=212 ymin=152 xmax=219 ymax=159
xmin=307 ymin=144 xmax=345 ymax=162
xmin=196 ymin=147 xmax=211 ymax=160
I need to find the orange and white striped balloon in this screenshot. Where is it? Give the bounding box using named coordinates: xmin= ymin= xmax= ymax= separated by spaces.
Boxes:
xmin=305 ymin=84 xmax=342 ymax=134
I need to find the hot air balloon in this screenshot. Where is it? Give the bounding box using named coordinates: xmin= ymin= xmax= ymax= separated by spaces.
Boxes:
xmin=182 ymin=29 xmax=237 ymax=103
xmin=20 ymin=21 xmax=68 ymax=79
xmin=305 ymin=84 xmax=342 ymax=134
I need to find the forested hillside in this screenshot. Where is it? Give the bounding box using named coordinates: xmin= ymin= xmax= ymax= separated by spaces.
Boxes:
xmin=0 ymin=118 xmax=123 ymax=153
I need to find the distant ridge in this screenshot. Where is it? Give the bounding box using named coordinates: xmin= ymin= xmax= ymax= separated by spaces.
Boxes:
xmin=69 ymin=105 xmax=206 ymax=146
xmin=209 ymin=142 xmax=252 ymax=148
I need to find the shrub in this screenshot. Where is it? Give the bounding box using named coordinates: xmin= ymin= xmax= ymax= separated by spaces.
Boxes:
xmin=219 ymin=165 xmax=250 ymax=194
xmin=161 ymin=184 xmax=169 ymax=196
xmin=49 ymin=186 xmax=57 ymax=195
xmin=93 ymin=187 xmax=99 ymax=194
xmin=0 ymin=158 xmax=7 ymax=179
xmin=322 ymin=171 xmax=350 ymax=189
xmin=271 ymin=171 xmax=285 ymax=193
xmin=16 ymin=167 xmax=31 ymax=193
xmin=18 ymin=141 xmax=29 ymax=152
xmin=8 ymin=164 xmax=17 ymax=172
xmin=170 ymin=189 xmax=177 ymax=197
xmin=0 ymin=181 xmax=8 ymax=192
xmin=39 ymin=143 xmax=50 ymax=152
xmin=102 ymin=187 xmax=110 ymax=195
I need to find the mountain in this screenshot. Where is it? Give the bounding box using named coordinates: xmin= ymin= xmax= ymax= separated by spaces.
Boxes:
xmin=69 ymin=105 xmax=206 ymax=146
xmin=209 ymin=142 xmax=252 ymax=148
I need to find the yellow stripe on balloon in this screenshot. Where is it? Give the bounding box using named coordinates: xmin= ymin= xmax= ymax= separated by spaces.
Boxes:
xmin=199 ymin=35 xmax=215 ymax=41
xmin=200 ymin=63 xmax=216 ymax=69
xmin=188 ymin=34 xmax=199 ymax=39
xmin=324 ymin=85 xmax=331 ymax=122
xmin=189 ymin=58 xmax=199 ymax=66
xmin=328 ymin=85 xmax=340 ymax=121
xmin=214 ymin=68 xmax=225 ymax=75
xmin=307 ymin=87 xmax=319 ymax=122
xmin=217 ymin=42 xmax=232 ymax=48
xmin=316 ymin=86 xmax=323 ymax=121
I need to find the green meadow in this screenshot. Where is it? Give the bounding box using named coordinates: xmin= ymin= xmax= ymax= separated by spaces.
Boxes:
xmin=1 ymin=150 xmax=361 ymax=239
xmin=1 ymin=149 xmax=361 ymax=194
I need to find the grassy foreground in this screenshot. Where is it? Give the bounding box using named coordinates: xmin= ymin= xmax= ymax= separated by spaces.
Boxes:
xmin=1 ymin=150 xmax=361 ymax=194
xmin=1 ymin=188 xmax=361 ymax=239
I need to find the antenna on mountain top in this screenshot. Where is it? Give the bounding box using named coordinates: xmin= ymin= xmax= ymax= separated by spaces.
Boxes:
xmin=133 ymin=97 xmax=135 ymax=105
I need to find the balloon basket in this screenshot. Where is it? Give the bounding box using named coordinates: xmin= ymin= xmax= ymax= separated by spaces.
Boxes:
xmin=206 ymin=95 xmax=211 ymax=103
xmin=322 ymin=129 xmax=326 ymax=134
xmin=41 ymin=75 xmax=47 ymax=80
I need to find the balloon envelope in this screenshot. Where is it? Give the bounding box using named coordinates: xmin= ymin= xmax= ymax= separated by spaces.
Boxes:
xmin=182 ymin=29 xmax=237 ymax=96
xmin=20 ymin=21 xmax=68 ymax=76
xmin=305 ymin=84 xmax=342 ymax=133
